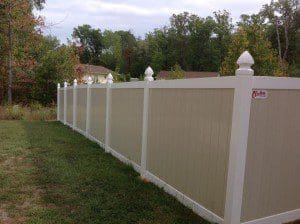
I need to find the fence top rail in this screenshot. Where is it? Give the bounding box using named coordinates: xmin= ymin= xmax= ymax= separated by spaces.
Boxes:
xmin=149 ymin=76 xmax=237 ymax=89
xmin=76 ymin=84 xmax=87 ymax=89
xmin=111 ymin=81 xmax=145 ymax=89
xmin=89 ymin=83 xmax=107 ymax=89
xmin=60 ymin=76 xmax=300 ymax=90
xmin=253 ymin=76 xmax=300 ymax=89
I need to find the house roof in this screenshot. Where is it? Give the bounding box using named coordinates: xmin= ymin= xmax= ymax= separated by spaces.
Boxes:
xmin=76 ymin=64 xmax=112 ymax=75
xmin=157 ymin=70 xmax=219 ymax=79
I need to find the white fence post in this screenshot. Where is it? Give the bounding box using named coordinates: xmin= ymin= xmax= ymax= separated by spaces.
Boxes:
xmin=86 ymin=76 xmax=93 ymax=137
xmin=141 ymin=66 xmax=154 ymax=178
xmin=63 ymin=81 xmax=67 ymax=125
xmin=73 ymin=79 xmax=77 ymax=129
xmin=105 ymin=73 xmax=114 ymax=152
xmin=57 ymin=83 xmax=60 ymax=121
xmin=224 ymin=51 xmax=254 ymax=224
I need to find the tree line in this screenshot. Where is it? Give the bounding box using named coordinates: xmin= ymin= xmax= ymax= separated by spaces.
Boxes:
xmin=73 ymin=1 xmax=299 ymax=78
xmin=0 ymin=0 xmax=299 ymax=105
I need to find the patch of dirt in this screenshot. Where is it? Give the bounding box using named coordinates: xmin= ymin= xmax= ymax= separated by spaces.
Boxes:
xmin=0 ymin=154 xmax=44 ymax=224
xmin=0 ymin=208 xmax=26 ymax=224
xmin=0 ymin=209 xmax=11 ymax=223
xmin=0 ymin=186 xmax=44 ymax=224
xmin=20 ymin=187 xmax=44 ymax=209
xmin=2 ymin=156 xmax=26 ymax=171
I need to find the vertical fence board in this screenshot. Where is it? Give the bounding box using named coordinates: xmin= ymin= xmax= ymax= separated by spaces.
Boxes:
xmin=66 ymin=88 xmax=73 ymax=125
xmin=241 ymin=90 xmax=300 ymax=222
xmin=89 ymin=88 xmax=106 ymax=143
xmin=59 ymin=89 xmax=64 ymax=122
xmin=110 ymin=88 xmax=144 ymax=165
xmin=146 ymin=88 xmax=234 ymax=217
xmin=76 ymin=87 xmax=87 ymax=132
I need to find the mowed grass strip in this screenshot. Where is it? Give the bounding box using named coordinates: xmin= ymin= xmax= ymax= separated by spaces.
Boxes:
xmin=0 ymin=121 xmax=208 ymax=224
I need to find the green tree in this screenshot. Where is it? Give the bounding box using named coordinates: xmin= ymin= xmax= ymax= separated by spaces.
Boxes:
xmin=169 ymin=12 xmax=191 ymax=69
xmin=101 ymin=30 xmax=123 ymax=70
xmin=32 ymin=36 xmax=79 ymax=104
xmin=220 ymin=16 xmax=281 ymax=76
xmin=289 ymin=27 xmax=300 ymax=76
xmin=169 ymin=63 xmax=185 ymax=79
xmin=116 ymin=30 xmax=137 ymax=74
xmin=145 ymin=28 xmax=168 ymax=73
xmin=187 ymin=15 xmax=219 ymax=71
xmin=213 ymin=10 xmax=234 ymax=65
xmin=144 ymin=11 xmax=232 ymax=73
xmin=130 ymin=39 xmax=149 ymax=78
xmin=0 ymin=0 xmax=44 ymax=103
xmin=260 ymin=0 xmax=299 ymax=62
xmin=72 ymin=24 xmax=103 ymax=65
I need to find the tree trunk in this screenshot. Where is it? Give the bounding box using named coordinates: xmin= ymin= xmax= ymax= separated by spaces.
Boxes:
xmin=275 ymin=18 xmax=282 ymax=59
xmin=7 ymin=0 xmax=13 ymax=104
xmin=283 ymin=17 xmax=289 ymax=60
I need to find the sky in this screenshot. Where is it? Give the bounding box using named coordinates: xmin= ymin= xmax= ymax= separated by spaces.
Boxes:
xmin=35 ymin=0 xmax=271 ymax=43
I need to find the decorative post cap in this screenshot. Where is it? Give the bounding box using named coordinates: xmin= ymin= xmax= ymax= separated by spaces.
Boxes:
xmin=236 ymin=51 xmax=254 ymax=76
xmin=64 ymin=81 xmax=68 ymax=87
xmin=144 ymin=66 xmax=154 ymax=81
xmin=87 ymin=76 xmax=93 ymax=85
xmin=107 ymin=73 xmax=113 ymax=84
xmin=57 ymin=83 xmax=60 ymax=88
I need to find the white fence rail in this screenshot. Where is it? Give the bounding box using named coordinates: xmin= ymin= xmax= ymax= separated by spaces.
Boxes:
xmin=57 ymin=51 xmax=300 ymax=224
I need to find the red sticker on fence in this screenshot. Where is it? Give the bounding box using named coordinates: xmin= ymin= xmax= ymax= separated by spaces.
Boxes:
xmin=252 ymin=90 xmax=268 ymax=99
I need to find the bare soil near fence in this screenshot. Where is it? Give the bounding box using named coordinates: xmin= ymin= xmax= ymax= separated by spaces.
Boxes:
xmin=0 ymin=121 xmax=207 ymax=224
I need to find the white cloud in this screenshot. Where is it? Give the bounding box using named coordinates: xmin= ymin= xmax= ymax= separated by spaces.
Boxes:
xmin=84 ymin=1 xmax=181 ymax=16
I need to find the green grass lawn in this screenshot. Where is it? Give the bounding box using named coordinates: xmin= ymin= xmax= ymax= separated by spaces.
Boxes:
xmin=0 ymin=121 xmax=208 ymax=224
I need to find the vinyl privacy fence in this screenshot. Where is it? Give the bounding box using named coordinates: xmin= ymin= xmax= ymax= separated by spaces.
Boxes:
xmin=57 ymin=51 xmax=300 ymax=224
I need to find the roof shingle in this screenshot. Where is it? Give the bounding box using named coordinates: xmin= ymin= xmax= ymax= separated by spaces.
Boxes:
xmin=76 ymin=64 xmax=112 ymax=75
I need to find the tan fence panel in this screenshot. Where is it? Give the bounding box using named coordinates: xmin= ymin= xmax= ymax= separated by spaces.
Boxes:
xmin=110 ymin=88 xmax=144 ymax=165
xmin=59 ymin=89 xmax=64 ymax=122
xmin=66 ymin=88 xmax=73 ymax=125
xmin=76 ymin=87 xmax=87 ymax=131
xmin=242 ymin=90 xmax=300 ymax=222
xmin=147 ymin=88 xmax=234 ymax=218
xmin=147 ymin=89 xmax=234 ymax=217
xmin=89 ymin=88 xmax=106 ymax=143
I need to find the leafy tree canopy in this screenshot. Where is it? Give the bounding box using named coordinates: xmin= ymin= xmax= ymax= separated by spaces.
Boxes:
xmin=72 ymin=24 xmax=103 ymax=65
